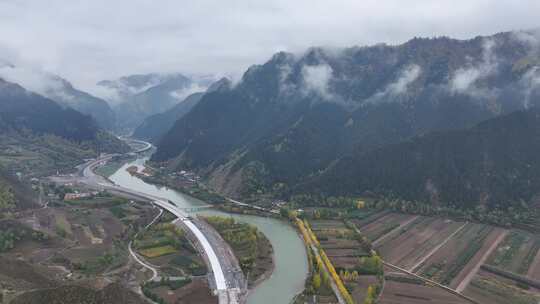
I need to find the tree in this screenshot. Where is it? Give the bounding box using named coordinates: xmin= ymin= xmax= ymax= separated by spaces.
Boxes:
xmin=363 ymin=285 xmax=376 ymax=304
xmin=312 ymin=272 xmax=321 ymax=291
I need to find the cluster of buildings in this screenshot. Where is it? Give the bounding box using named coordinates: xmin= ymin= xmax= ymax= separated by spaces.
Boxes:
xmin=169 ymin=170 xmax=201 ymax=183
xmin=64 ymin=191 xmax=99 ymax=200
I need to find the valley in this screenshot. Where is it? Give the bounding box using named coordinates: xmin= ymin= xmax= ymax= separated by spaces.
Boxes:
xmin=0 ymin=9 xmax=540 ymax=303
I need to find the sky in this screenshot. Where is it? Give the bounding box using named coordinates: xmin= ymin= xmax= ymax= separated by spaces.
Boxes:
xmin=0 ymin=0 xmax=539 ymax=96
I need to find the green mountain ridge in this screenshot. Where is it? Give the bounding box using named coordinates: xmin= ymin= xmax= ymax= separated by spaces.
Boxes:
xmin=299 ymin=107 xmax=540 ymax=209
xmin=133 ymin=78 xmax=232 ymax=142
xmin=0 ymin=78 xmax=129 ymax=176
xmin=152 ymin=30 xmax=540 ymax=207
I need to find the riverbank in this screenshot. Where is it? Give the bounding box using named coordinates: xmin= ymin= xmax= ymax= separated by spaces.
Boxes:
xmin=202 ymin=216 xmax=275 ymax=288
xmin=108 ymin=157 xmax=309 ymax=304
xmin=247 ymin=232 xmax=275 ymax=289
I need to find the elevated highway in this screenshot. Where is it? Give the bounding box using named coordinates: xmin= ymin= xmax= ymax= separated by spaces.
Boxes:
xmin=74 ymin=140 xmax=243 ymax=303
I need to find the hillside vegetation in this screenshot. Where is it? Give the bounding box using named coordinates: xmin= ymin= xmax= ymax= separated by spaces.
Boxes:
xmin=152 ymin=30 xmax=540 ymax=210
xmin=0 ymin=78 xmax=129 ymax=175
xmin=303 ymin=108 xmax=540 ymax=211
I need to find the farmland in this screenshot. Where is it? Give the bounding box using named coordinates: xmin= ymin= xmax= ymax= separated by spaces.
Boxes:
xmin=415 ymin=223 xmax=497 ymax=286
xmin=0 ymin=193 xmax=158 ymax=302
xmin=463 ymin=273 xmax=540 ymax=304
xmin=311 ymin=220 xmax=370 ymax=270
xmin=486 ymin=230 xmax=540 ymax=277
xmin=379 ymin=273 xmax=469 ymax=304
xmin=374 ymin=216 xmax=464 ymax=271
xmin=309 ymin=219 xmax=380 ymax=304
xmin=145 ymin=277 xmax=217 ymax=304
xmin=357 ymin=213 xmax=417 ymax=244
xmin=134 ymin=220 xmax=207 ymax=277
xmin=18 ymin=196 xmax=140 ymax=276
xmin=351 ymin=210 xmax=540 ymax=303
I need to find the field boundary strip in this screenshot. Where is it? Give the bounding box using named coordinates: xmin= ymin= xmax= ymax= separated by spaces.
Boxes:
xmin=455 ymin=230 xmax=508 ymax=292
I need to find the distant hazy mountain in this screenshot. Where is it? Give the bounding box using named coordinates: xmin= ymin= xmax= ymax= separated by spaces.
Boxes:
xmin=0 ymin=65 xmax=115 ymax=129
xmin=98 ymin=73 xmax=214 ymax=131
xmin=44 ymin=76 xmax=116 ymax=129
xmin=0 ymin=78 xmax=126 ymax=153
xmin=97 ymin=73 xmax=165 ymax=103
xmin=132 ymin=78 xmax=231 ymax=142
xmin=152 ymin=30 xmax=540 ymax=202
xmin=132 ymin=92 xmax=204 ymax=142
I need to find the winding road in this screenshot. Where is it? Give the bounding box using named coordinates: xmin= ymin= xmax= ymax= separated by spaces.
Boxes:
xmin=70 ymin=141 xmax=244 ymax=304
xmin=129 ymin=206 xmax=163 ymax=283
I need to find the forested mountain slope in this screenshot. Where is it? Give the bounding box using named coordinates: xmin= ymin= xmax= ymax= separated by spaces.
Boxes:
xmin=301 ymin=107 xmax=540 ymax=209
xmin=0 ymin=66 xmax=116 ymax=129
xmin=153 ymin=30 xmax=540 ymax=200
xmin=0 ymin=78 xmax=128 ymax=175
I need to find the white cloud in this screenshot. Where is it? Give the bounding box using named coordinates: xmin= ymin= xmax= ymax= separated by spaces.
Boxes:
xmin=512 ymin=29 xmax=540 ymax=52
xmin=0 ymin=0 xmax=538 ymax=96
xmin=522 ymin=66 xmax=540 ymax=108
xmin=385 ymin=64 xmax=421 ymax=95
xmin=450 ymin=38 xmax=498 ymax=97
xmin=366 ymin=64 xmax=421 ymax=103
xmin=169 ymin=82 xmax=208 ymax=101
xmin=301 ymin=64 xmax=334 ymax=99
xmin=0 ymin=65 xmax=64 ymax=97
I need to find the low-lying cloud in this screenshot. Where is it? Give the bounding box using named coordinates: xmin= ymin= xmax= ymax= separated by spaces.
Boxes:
xmin=301 ymin=63 xmax=334 ymax=100
xmin=366 ymin=64 xmax=421 ymax=104
xmin=450 ymin=39 xmax=498 ymax=98
xmin=522 ymin=66 xmax=540 ymax=108
xmin=0 ymin=64 xmax=65 ymax=98
xmin=1 ymin=1 xmax=539 ymax=95
xmin=169 ymin=82 xmax=208 ymax=101
xmin=385 ymin=64 xmax=421 ymax=95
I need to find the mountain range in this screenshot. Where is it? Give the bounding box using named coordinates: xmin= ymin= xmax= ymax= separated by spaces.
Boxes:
xmin=300 ymin=107 xmax=540 ymax=210
xmin=98 ymin=73 xmax=215 ymax=131
xmin=151 ymin=30 xmax=540 ymax=208
xmin=0 ymin=78 xmax=127 ymax=156
xmin=0 ymin=65 xmax=116 ymax=129
xmin=132 ymin=77 xmax=231 ymax=142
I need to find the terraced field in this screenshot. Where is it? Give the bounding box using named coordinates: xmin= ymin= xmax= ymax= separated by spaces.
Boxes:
xmin=415 ymin=223 xmax=498 ymax=286
xmin=358 ymin=213 xmax=416 ymax=243
xmin=375 ymin=216 xmax=464 ymax=270
xmin=350 ymin=211 xmax=540 ymax=303
xmin=134 ymin=221 xmax=207 ymax=277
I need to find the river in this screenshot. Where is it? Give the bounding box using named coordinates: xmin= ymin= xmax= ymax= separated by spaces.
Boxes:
xmin=109 ymin=157 xmax=308 ymax=304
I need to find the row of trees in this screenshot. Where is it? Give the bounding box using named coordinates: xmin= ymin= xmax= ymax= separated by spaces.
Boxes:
xmin=302 ymin=219 xmax=355 ymax=304
xmin=364 ymin=197 xmax=537 ymax=229
xmin=290 ymin=188 xmax=538 ymax=231
xmin=290 ymin=194 xmax=361 ymax=210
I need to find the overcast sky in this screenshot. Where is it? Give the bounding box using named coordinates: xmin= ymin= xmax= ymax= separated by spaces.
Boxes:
xmin=0 ymin=0 xmax=539 ymax=95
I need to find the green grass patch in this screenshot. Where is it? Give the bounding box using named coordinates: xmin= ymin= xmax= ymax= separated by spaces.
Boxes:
xmin=139 ymin=245 xmax=177 ymax=258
